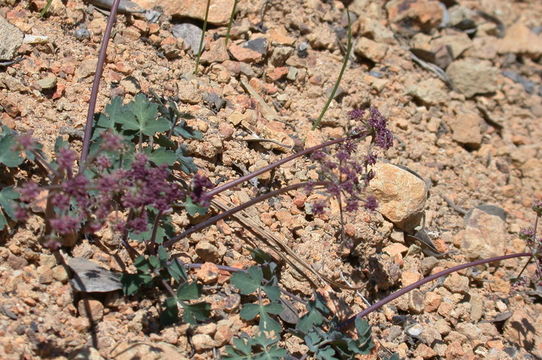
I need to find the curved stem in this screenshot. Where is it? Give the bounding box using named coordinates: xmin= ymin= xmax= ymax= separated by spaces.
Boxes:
xmin=205 ymin=135 xmax=359 ymax=199
xmin=337 ymin=252 xmax=532 ymax=330
xmin=163 ymin=181 xmax=329 ymax=248
xmin=312 ymin=7 xmax=352 ymax=129
xmin=80 ymin=0 xmax=122 ymax=170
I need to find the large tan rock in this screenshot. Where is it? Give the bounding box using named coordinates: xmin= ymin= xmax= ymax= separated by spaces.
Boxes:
xmin=461 ymin=207 xmax=506 ymax=260
xmin=367 ymin=163 xmax=428 ymax=231
xmin=497 ymin=23 xmax=542 ymax=58
xmin=0 ymin=15 xmax=23 ymax=61
xmin=446 ymin=59 xmax=498 ymax=98
xmin=110 ymin=341 xmax=189 ymax=360
xmin=132 ymin=0 xmax=235 ymax=25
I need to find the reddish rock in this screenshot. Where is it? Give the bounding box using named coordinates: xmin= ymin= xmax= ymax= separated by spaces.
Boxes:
xmin=200 ymin=39 xmax=230 ymax=64
xmin=133 ymin=0 xmax=235 ymax=25
xmin=77 ymin=299 xmax=104 ymax=321
xmin=266 ymin=67 xmax=289 ymax=82
xmin=354 ymin=37 xmax=389 ymax=63
xmin=386 ymin=0 xmax=443 ymax=35
xmin=424 ymin=291 xmax=442 ymax=312
xmin=195 ymin=262 xmax=219 ymax=284
xmin=228 ymin=43 xmax=263 ymax=63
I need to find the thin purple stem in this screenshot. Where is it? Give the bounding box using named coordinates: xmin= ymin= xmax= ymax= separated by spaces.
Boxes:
xmin=79 ymin=0 xmax=122 ymax=169
xmin=163 ymin=181 xmax=329 ymax=248
xmin=204 ymin=136 xmax=361 ymax=199
xmin=337 ymin=252 xmax=531 ymax=330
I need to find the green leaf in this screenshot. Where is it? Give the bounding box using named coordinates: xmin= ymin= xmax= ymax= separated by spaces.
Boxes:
xmin=355 ymin=317 xmax=371 ymax=339
xmin=173 ymin=124 xmax=202 ymax=140
xmin=148 ymin=255 xmax=160 ymax=269
xmin=183 ymin=196 xmax=208 ymax=217
xmin=182 ymin=302 xmax=210 ymax=324
xmin=0 ymin=212 xmax=7 ymax=230
xmin=232 ymin=337 xmax=252 ymax=354
xmin=167 ymin=259 xmax=187 ymax=281
xmin=0 ymin=186 xmax=19 ymax=220
xmin=231 ymin=266 xmax=263 ymax=295
xmin=263 ymin=285 xmax=281 ymax=302
xmin=145 ymin=147 xmax=177 ymax=166
xmin=120 ymin=273 xmax=153 ymax=296
xmin=133 ymin=255 xmax=152 ymax=273
xmin=176 ymin=146 xmax=198 ymax=174
xmin=158 ymin=246 xmax=169 ymax=264
xmin=354 ymin=318 xmax=374 ymax=354
xmin=240 ymin=303 xmax=283 ymax=334
xmin=296 ymin=308 xmax=324 ymax=334
xmin=160 ymin=296 xmax=179 ymax=326
xmin=54 ymin=136 xmax=69 ymax=154
xmin=240 ymin=303 xmax=260 ymax=321
xmin=125 ymin=94 xmax=170 ymax=137
xmin=176 ymin=282 xmax=201 ymax=301
xmin=0 ymin=134 xmax=23 ymax=167
xmin=259 ymin=312 xmax=282 ymax=334
xmin=384 ymin=354 xmax=401 ymax=360
xmin=315 ymin=346 xmax=337 ymax=360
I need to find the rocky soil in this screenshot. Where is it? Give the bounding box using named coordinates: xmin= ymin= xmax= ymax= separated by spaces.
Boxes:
xmin=1 ymin=0 xmax=542 ymax=359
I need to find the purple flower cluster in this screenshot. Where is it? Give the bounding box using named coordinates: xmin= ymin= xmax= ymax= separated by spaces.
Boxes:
xmin=57 ymin=148 xmax=78 ymax=172
xmin=349 ymin=106 xmax=393 ymax=150
xmin=190 ymin=173 xmax=214 ymax=207
xmin=15 ymin=132 xmax=37 ymax=151
xmin=306 ymin=107 xmax=394 ymax=216
xmin=16 ymin=149 xmax=187 ymax=239
xmin=104 ymin=153 xmax=185 ymax=233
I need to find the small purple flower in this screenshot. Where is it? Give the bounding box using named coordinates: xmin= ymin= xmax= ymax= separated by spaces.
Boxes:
xmin=311 ymin=201 xmax=326 ymax=215
xmin=365 ymin=169 xmax=375 ymax=184
xmin=50 ymin=215 xmax=80 ymax=234
xmin=364 ymin=196 xmax=378 ymax=211
xmin=191 ymin=173 xmax=214 ymax=206
xmin=94 ymin=155 xmax=112 ymax=169
xmin=15 ymin=132 xmax=36 ymax=151
xmin=19 ymin=182 xmax=40 ymax=202
xmin=365 ymin=152 xmax=377 ymax=166
xmin=128 ymin=213 xmax=148 ymax=233
xmin=100 ymin=131 xmax=124 ymax=152
xmin=63 ymin=175 xmax=89 ymax=207
xmin=345 ymin=198 xmax=359 ymax=212
xmin=533 ymin=200 xmax=542 ymax=217
xmin=348 ymin=108 xmax=364 ymax=120
xmin=311 ymin=150 xmax=326 ymax=161
xmin=336 ymin=150 xmax=349 ymax=162
xmin=14 ymin=205 xmax=29 ymax=221
xmin=57 ymin=147 xmax=77 ymax=171
xmin=367 ymin=106 xmax=393 ymax=150
xmin=43 ymin=239 xmax=61 ymax=251
xmin=519 ymin=227 xmax=536 ymax=244
xmin=50 ymin=192 xmax=70 ymax=210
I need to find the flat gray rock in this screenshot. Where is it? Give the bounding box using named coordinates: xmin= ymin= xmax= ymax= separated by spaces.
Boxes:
xmin=0 ymin=16 xmax=24 ymax=61
xmin=67 ymin=257 xmax=122 ymax=293
xmin=172 ymin=23 xmax=203 ymax=55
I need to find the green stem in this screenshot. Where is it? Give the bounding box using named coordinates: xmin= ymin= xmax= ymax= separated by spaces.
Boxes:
xmin=194 ymin=0 xmax=211 ymax=75
xmin=224 ymin=0 xmax=238 ymax=46
xmin=312 ymin=7 xmax=353 ymax=129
